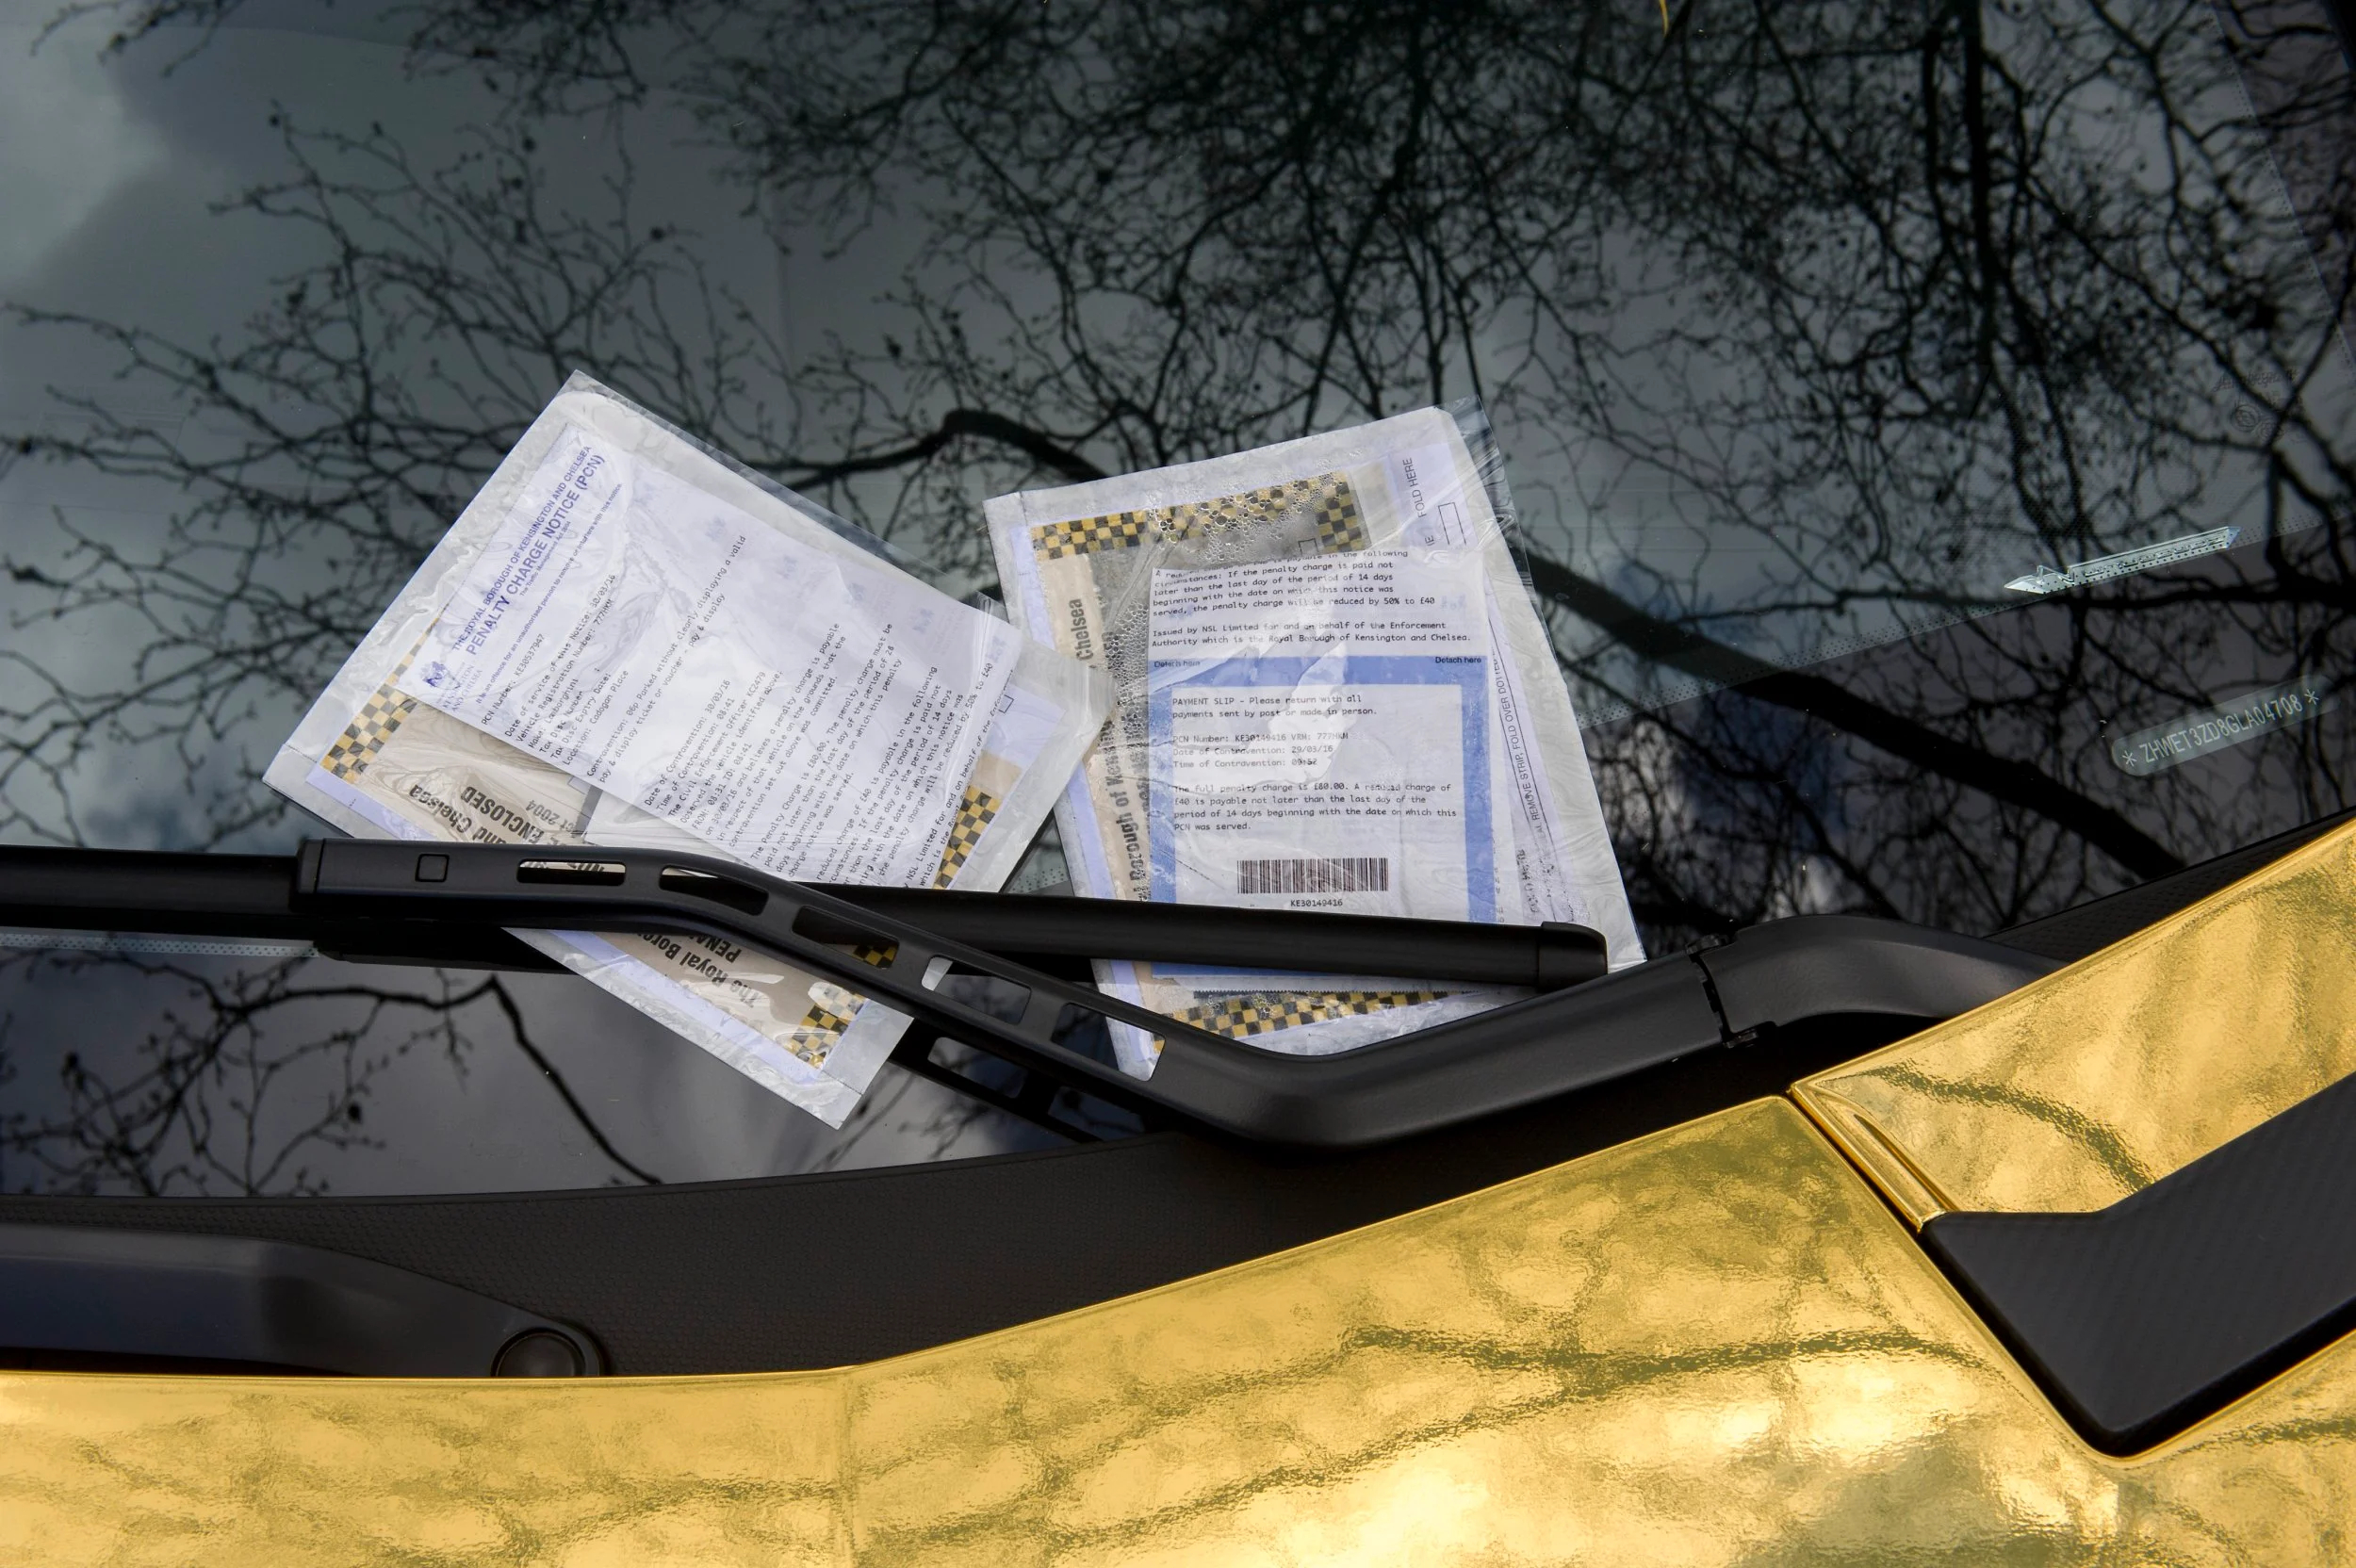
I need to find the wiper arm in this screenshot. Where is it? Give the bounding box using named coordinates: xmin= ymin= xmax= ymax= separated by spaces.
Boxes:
xmin=0 ymin=841 xmax=2053 ymax=1148
xmin=791 ymin=887 xmax=1610 ymax=988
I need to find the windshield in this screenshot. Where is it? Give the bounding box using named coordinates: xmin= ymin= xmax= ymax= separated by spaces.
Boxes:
xmin=0 ymin=0 xmax=2349 ymax=1193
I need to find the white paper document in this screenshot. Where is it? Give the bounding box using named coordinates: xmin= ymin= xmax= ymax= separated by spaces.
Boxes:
xmin=1147 ymin=551 xmax=1510 ymax=923
xmin=409 ymin=421 xmax=1020 ymax=886
xmin=986 ymin=403 xmax=1643 ymax=1075
xmin=269 ymin=372 xmax=1109 ymax=1126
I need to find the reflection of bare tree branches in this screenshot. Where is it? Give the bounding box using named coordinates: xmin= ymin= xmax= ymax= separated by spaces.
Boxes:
xmin=4 ymin=118 xmax=796 ymax=845
xmin=788 ymin=408 xmax=1108 ymax=491
xmin=801 ymin=1047 xmax=1001 ymax=1175
xmin=0 ymin=949 xmax=657 ymax=1193
xmin=8 ymin=0 xmax=2353 ymax=956
xmin=475 ymin=978 xmax=661 ymax=1183
xmin=41 ymin=0 xmax=237 ymax=59
xmin=708 ymin=0 xmax=2348 ymax=939
xmin=1529 ymin=556 xmax=2186 ymax=878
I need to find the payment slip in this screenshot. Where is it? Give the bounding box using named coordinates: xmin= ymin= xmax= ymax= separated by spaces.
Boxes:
xmin=1146 ymin=551 xmax=1509 ymax=923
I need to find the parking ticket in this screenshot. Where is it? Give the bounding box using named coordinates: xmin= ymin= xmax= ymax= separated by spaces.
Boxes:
xmin=268 ymin=372 xmax=1108 ymax=1125
xmin=408 ymin=419 xmax=1020 ymax=887
xmin=987 ymin=404 xmax=1641 ymax=1075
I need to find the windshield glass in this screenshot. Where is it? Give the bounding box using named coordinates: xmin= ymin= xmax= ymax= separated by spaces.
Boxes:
xmin=0 ymin=0 xmax=2349 ymax=1192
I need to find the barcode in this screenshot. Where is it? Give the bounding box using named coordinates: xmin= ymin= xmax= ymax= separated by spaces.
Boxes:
xmin=1236 ymin=857 xmax=1390 ymax=895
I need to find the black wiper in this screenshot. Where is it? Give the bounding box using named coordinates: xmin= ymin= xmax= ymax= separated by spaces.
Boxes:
xmin=0 ymin=841 xmax=2053 ymax=1148
xmin=0 ymin=843 xmax=1607 ymax=988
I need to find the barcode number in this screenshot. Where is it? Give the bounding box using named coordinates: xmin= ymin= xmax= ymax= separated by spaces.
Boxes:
xmin=1236 ymin=857 xmax=1390 ymax=895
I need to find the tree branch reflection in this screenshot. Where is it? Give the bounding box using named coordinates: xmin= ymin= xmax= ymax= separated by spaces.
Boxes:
xmin=0 ymin=948 xmax=659 ymax=1194
xmin=7 ymin=0 xmax=2350 ymax=958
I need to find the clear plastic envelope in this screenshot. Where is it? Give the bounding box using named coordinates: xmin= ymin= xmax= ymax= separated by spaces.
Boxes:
xmin=268 ymin=372 xmax=1108 ymax=1125
xmin=987 ymin=402 xmax=1639 ymax=1076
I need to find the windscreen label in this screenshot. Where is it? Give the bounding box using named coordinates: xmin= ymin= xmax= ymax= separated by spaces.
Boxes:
xmin=2006 ymin=526 xmax=2240 ymax=596
xmin=2111 ymin=676 xmax=2333 ymax=776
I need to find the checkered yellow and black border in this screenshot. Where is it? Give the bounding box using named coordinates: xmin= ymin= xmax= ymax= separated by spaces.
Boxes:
xmin=791 ymin=787 xmax=1001 ymax=1062
xmin=1309 ymin=483 xmax=1368 ymax=553
xmin=1177 ymin=988 xmax=1446 ymax=1041
xmin=1031 ymin=510 xmax=1157 ymax=560
xmin=321 ymin=674 xmax=419 ymax=782
xmin=932 ymin=786 xmax=1002 ymax=888
xmin=788 ymin=1004 xmax=856 ymax=1066
xmin=1028 ymin=473 xmax=1366 ymax=561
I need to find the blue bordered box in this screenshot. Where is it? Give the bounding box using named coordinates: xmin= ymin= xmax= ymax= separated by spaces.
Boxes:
xmin=1145 ymin=653 xmax=1496 ymax=923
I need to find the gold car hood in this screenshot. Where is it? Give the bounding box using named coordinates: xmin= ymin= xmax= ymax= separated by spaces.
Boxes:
xmin=6 ymin=821 xmax=2356 ymax=1563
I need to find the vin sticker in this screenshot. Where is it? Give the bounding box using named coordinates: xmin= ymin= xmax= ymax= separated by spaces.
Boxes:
xmin=2112 ymin=677 xmax=2334 ymax=776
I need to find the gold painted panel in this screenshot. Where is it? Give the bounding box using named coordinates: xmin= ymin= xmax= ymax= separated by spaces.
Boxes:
xmin=0 ymin=1372 xmax=847 ymax=1565
xmin=6 ymin=1099 xmax=2354 ymax=1564
xmin=1794 ymin=818 xmax=2356 ymax=1223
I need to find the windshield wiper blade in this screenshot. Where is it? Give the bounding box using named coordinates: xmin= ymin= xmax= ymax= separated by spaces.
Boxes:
xmin=0 ymin=846 xmax=565 ymax=972
xmin=0 ymin=843 xmax=1607 ymax=988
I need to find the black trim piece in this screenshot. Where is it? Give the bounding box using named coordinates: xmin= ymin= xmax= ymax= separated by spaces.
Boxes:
xmin=0 ymin=1223 xmax=603 ymax=1377
xmin=1993 ymin=809 xmax=2356 ymax=964
xmin=0 ymin=1017 xmax=1914 ymax=1374
xmin=1922 ymin=1070 xmax=2356 ymax=1454
xmin=0 ymin=842 xmax=2060 ymax=1370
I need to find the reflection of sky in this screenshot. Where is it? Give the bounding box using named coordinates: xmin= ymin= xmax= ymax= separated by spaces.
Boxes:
xmin=0 ymin=18 xmax=774 ymax=828
xmin=0 ymin=19 xmax=164 ymax=293
xmin=0 ymin=19 xmax=457 ymax=848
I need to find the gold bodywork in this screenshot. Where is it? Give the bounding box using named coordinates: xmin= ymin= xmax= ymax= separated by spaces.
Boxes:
xmin=6 ymin=822 xmax=2356 ymax=1563
xmin=1795 ymin=822 xmax=2356 ymax=1223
